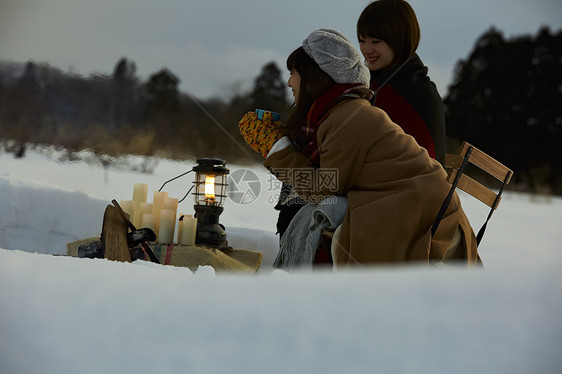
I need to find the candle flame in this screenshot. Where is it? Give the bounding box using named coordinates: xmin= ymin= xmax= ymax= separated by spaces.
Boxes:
xmin=204 ymin=175 xmax=215 ymax=199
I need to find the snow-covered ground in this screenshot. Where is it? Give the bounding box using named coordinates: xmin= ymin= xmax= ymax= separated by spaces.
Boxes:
xmin=1 ymin=146 xmax=561 ymax=373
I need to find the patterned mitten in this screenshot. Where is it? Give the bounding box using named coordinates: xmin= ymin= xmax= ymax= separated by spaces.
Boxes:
xmin=238 ymin=111 xmax=282 ymax=157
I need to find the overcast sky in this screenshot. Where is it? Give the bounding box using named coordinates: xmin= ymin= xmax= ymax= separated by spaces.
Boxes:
xmin=1 ymin=0 xmax=561 ymax=100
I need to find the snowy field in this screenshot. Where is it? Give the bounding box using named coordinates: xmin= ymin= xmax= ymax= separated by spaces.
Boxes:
xmin=1 ymin=147 xmax=561 ymax=373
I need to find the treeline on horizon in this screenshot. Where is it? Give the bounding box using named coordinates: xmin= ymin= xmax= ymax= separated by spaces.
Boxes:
xmin=0 ymin=54 xmax=291 ymax=166
xmin=0 ymin=26 xmax=560 ymax=195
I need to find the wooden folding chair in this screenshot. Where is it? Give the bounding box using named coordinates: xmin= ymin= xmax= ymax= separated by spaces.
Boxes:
xmin=432 ymin=141 xmax=513 ymax=246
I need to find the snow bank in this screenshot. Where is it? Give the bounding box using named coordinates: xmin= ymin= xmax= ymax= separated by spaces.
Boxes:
xmin=1 ymin=248 xmax=561 ymax=374
xmin=1 ymin=148 xmax=562 ymax=373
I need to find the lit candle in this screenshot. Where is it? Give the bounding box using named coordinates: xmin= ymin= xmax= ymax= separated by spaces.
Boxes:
xmin=158 ymin=209 xmax=176 ymax=244
xmin=179 ymin=214 xmax=198 ymax=246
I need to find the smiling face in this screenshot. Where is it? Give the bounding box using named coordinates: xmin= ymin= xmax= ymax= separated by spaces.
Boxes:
xmin=287 ymin=69 xmax=301 ymax=102
xmin=359 ymin=36 xmax=395 ymax=71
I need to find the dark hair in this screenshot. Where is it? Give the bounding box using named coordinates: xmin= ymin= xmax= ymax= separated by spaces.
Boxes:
xmin=357 ymin=0 xmax=420 ymax=67
xmin=284 ymin=47 xmax=335 ymax=138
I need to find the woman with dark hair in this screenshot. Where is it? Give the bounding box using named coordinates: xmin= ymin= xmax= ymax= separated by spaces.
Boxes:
xmin=357 ymin=0 xmax=446 ymax=165
xmin=239 ymin=29 xmax=478 ymax=269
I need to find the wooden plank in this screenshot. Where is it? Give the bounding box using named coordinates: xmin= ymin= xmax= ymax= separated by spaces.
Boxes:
xmin=445 ymin=154 xmax=461 ymax=169
xmin=446 ymin=168 xmax=500 ymax=208
xmin=457 ymin=173 xmax=500 ymax=208
xmin=458 ymin=142 xmax=513 ymax=183
xmin=111 ymin=199 xmax=159 ymax=264
xmin=101 ymin=205 xmax=131 ymax=262
xmin=446 ymin=167 xmax=460 ymax=183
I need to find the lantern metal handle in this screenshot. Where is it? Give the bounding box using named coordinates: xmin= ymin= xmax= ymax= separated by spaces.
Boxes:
xmin=158 ymin=170 xmax=194 ymax=203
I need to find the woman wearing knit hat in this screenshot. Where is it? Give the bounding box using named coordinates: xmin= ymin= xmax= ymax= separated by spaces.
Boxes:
xmin=358 ymin=0 xmax=446 ymax=166
xmin=239 ymin=29 xmax=478 ymax=269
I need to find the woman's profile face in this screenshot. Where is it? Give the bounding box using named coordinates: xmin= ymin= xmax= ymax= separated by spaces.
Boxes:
xmin=358 ymin=36 xmax=395 ymax=71
xmin=287 ymin=69 xmax=301 ymax=102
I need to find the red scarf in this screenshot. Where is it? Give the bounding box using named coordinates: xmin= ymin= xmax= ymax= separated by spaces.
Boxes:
xmin=298 ymin=83 xmax=364 ymax=166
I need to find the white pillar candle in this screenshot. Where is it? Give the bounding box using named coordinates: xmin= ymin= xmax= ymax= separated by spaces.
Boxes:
xmin=163 ymin=196 xmax=178 ymax=212
xmin=140 ymin=202 xmax=153 ymax=217
xmin=152 ymin=191 xmax=168 ymax=238
xmin=158 ymin=209 xmax=176 ymax=244
xmin=119 ymin=200 xmax=135 ymax=220
xmin=163 ymin=196 xmax=179 ymax=241
xmin=133 ymin=183 xmax=148 ymax=203
xmin=133 ymin=210 xmax=142 ymax=228
xmin=132 ymin=183 xmax=148 ymax=228
xmin=179 ymin=215 xmax=198 ymax=246
xmin=141 ymin=213 xmax=156 ymax=236
xmin=177 ymin=213 xmax=187 ymax=244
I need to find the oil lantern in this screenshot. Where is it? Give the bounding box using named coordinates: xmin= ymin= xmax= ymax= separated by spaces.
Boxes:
xmin=192 ymin=158 xmax=229 ymax=248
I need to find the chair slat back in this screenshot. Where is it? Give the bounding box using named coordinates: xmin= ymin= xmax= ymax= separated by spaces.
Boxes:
xmin=434 ymin=141 xmax=513 ymax=247
xmin=445 ymin=142 xmax=513 ymax=210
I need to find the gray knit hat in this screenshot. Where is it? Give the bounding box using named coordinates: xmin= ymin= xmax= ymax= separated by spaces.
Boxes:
xmin=302 ymin=28 xmax=370 ymax=87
